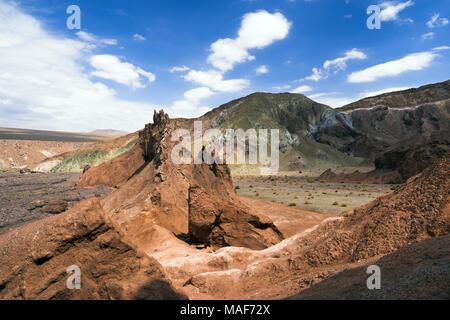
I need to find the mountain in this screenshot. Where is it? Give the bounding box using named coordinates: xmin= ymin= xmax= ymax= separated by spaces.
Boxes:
xmin=35 ymin=79 xmax=450 ymax=180
xmin=200 ymin=92 xmax=364 ymax=172
xmin=86 ymin=129 xmax=129 ymax=137
xmin=313 ymin=80 xmax=450 ymax=179
xmin=339 ymin=79 xmax=450 ymax=112
xmin=199 ymin=81 xmax=450 ymax=173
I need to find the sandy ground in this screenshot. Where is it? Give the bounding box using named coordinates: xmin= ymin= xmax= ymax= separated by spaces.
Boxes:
xmin=234 ymin=175 xmax=394 ymax=214
xmin=0 ymin=139 xmax=88 ymax=170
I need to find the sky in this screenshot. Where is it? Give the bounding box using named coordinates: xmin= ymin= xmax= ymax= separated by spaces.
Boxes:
xmin=0 ymin=0 xmax=449 ymax=132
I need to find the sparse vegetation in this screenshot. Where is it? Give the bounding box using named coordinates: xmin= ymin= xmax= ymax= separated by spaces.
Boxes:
xmin=51 ymin=138 xmax=137 ymax=173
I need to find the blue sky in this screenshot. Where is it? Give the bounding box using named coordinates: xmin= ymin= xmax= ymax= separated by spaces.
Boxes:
xmin=0 ymin=0 xmax=449 ymax=131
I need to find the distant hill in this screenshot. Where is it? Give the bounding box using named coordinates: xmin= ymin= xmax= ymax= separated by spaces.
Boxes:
xmin=198 ymin=80 xmax=449 ymax=175
xmin=18 ymin=79 xmax=450 ymax=177
xmin=0 ymin=127 xmax=106 ymax=143
xmin=200 ymin=92 xmax=364 ymax=172
xmin=86 ymin=129 xmax=129 ymax=137
xmin=314 ymin=81 xmax=450 ymax=160
xmin=339 ymin=79 xmax=450 ymax=112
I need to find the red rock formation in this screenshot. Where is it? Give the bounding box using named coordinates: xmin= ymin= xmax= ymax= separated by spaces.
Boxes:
xmin=0 ymin=198 xmax=185 ymax=300
xmin=97 ymin=110 xmax=283 ymax=250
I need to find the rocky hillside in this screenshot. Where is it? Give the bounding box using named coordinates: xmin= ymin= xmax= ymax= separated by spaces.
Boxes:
xmin=340 ymin=79 xmax=450 ymax=111
xmin=28 ymin=79 xmax=449 ymax=177
xmin=200 ymin=92 xmax=364 ymax=172
xmin=163 ymin=155 xmax=449 ymax=299
xmin=198 ymin=80 xmax=449 ymax=171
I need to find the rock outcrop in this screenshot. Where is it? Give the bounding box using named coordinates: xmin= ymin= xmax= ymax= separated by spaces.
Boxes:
xmin=161 ymin=155 xmax=449 ymax=299
xmin=0 ymin=198 xmax=185 ymax=300
xmin=90 ymin=110 xmax=283 ymax=250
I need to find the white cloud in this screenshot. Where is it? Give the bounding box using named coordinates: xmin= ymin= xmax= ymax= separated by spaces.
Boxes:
xmin=168 ymin=87 xmax=214 ymax=118
xmin=169 ymin=10 xmax=291 ymax=117
xmin=305 ymin=68 xmax=325 ymax=82
xmin=76 ymin=31 xmax=117 ymax=46
xmin=308 ymin=93 xmax=353 ymax=108
xmin=323 ymin=48 xmax=367 ymax=73
xmin=427 ymin=13 xmax=449 ymax=28
xmin=379 ymin=1 xmax=414 ymax=22
xmin=432 ymin=46 xmax=450 ymax=51
xmin=170 ymin=65 xmax=190 ymax=73
xmin=272 ymin=84 xmax=291 ymax=91
xmin=133 ymin=34 xmax=147 ymax=41
xmin=422 ymin=32 xmax=434 ymax=41
xmin=183 ymin=69 xmax=249 ymax=92
xmin=90 ymin=54 xmax=156 ymax=89
xmin=208 ymin=38 xmax=255 ymax=72
xmin=208 ymin=11 xmax=291 ymax=72
xmin=255 ymin=65 xmax=269 ymax=75
xmin=0 ymin=2 xmax=158 ymax=132
xmin=303 ymin=49 xmax=366 ymax=82
xmin=309 ymin=86 xmax=418 ymax=108
xmin=360 ymin=87 xmax=411 ymax=98
xmin=348 ymin=51 xmax=439 ymax=83
xmin=183 ymin=87 xmax=215 ymax=103
xmin=291 ymin=85 xmax=313 ymax=94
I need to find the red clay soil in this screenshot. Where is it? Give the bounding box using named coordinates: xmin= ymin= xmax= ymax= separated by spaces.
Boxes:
xmin=241 ymin=197 xmax=334 ymax=238
xmin=0 ymin=198 xmax=185 ymax=300
xmin=78 ymin=144 xmax=145 ymax=188
xmin=293 ymin=234 xmax=450 ymax=300
xmin=172 ymin=155 xmax=449 ymax=299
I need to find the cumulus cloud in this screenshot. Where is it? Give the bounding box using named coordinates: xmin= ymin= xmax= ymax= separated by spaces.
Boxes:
xmin=170 ymin=10 xmax=291 ymax=117
xmin=379 ymin=1 xmax=414 ymax=22
xmin=76 ymin=31 xmax=118 ymax=46
xmin=291 ymin=85 xmax=313 ymax=94
xmin=208 ymin=11 xmax=291 ymax=72
xmin=308 ymin=93 xmax=354 ymax=108
xmin=347 ymin=51 xmax=439 ymax=83
xmin=426 ymin=13 xmax=449 ymax=28
xmin=183 ymin=70 xmax=249 ymax=92
xmin=132 ymin=34 xmax=146 ymax=41
xmin=0 ymin=2 xmax=157 ymax=131
xmin=255 ymin=65 xmax=269 ymax=75
xmin=323 ymin=49 xmax=367 ymax=73
xmin=168 ymin=87 xmax=214 ymax=118
xmin=170 ymin=65 xmax=190 ymax=73
xmin=90 ymin=54 xmax=156 ymax=89
xmin=303 ymin=49 xmax=366 ymax=82
xmin=305 ymin=68 xmax=325 ymax=82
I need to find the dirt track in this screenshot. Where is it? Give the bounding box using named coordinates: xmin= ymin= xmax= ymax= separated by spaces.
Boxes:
xmin=0 ymin=172 xmax=110 ymax=234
